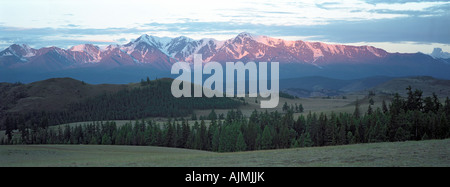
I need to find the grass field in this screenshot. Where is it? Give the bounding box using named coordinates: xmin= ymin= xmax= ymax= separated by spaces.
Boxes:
xmin=1 ymin=139 xmax=449 ymax=167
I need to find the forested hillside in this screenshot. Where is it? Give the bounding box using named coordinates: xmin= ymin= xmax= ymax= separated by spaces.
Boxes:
xmin=3 ymin=86 xmax=450 ymax=153
xmin=0 ymin=78 xmax=242 ymax=133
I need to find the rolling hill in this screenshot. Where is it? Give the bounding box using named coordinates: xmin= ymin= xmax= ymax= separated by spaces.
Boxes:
xmin=1 ymin=139 xmax=448 ymax=167
xmin=0 ymin=78 xmax=129 ymax=113
xmin=280 ymin=76 xmax=450 ymax=98
xmin=0 ymin=77 xmax=241 ymax=130
xmin=369 ymin=76 xmax=450 ymax=97
xmin=280 ymin=76 xmax=394 ymax=97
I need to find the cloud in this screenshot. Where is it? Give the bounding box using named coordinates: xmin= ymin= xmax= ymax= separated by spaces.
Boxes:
xmin=0 ymin=26 xmax=148 ymax=49
xmin=115 ymin=38 xmax=128 ymax=43
xmin=0 ymin=0 xmax=449 ymax=53
xmin=66 ymin=24 xmax=79 ymax=28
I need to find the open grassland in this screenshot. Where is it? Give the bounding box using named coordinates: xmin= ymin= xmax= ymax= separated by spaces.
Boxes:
xmin=1 ymin=139 xmax=449 ymax=167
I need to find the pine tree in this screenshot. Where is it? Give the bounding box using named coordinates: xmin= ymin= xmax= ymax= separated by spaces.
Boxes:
xmin=181 ymin=120 xmax=190 ymax=148
xmin=211 ymin=127 xmax=220 ymax=152
xmin=382 ymin=100 xmax=388 ymax=114
xmin=282 ymin=102 xmax=289 ymax=112
xmin=347 ymin=131 xmax=355 ymax=144
xmin=245 ymin=121 xmax=258 ymax=150
xmin=235 ymin=132 xmax=247 ymax=152
xmin=191 ymin=113 xmax=197 ymax=121
xmin=293 ymin=115 xmax=306 ymax=136
xmin=303 ymin=132 xmax=313 ymax=147
xmin=438 ymin=113 xmax=449 ymax=139
xmin=443 ymin=97 xmax=450 ymax=117
xmin=353 ymin=99 xmax=361 ymax=119
xmin=394 ymin=127 xmax=409 ymax=141
xmin=165 ymin=123 xmax=175 ymax=147
xmin=337 ymin=118 xmax=347 ymax=145
xmin=39 ymin=116 xmax=49 ymax=129
xmin=101 ymin=134 xmax=112 ymax=145
xmin=218 ymin=113 xmax=225 ymax=120
xmin=367 ymin=105 xmax=373 ymax=115
xmin=424 ymin=96 xmax=434 ymax=113
xmin=4 ymin=116 xmax=14 ymax=142
xmin=208 ymin=109 xmax=217 ymax=121
xmin=432 ymin=93 xmax=441 ymax=113
xmin=200 ymin=120 xmax=209 ymax=150
xmin=406 ymin=86 xmax=423 ymax=111
xmin=261 ymin=126 xmax=272 ymax=150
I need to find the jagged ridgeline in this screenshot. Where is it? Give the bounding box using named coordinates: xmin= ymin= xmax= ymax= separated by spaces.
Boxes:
xmin=0 ymin=78 xmax=241 ymax=129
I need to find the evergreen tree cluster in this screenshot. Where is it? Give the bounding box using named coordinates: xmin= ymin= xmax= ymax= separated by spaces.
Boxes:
xmin=279 ymin=91 xmax=298 ymax=99
xmin=2 ymin=87 xmax=450 ymax=152
xmin=0 ymin=78 xmax=241 ymax=131
xmin=282 ymin=102 xmax=304 ymax=113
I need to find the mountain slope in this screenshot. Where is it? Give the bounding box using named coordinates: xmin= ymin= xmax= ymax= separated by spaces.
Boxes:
xmin=371 ymin=76 xmax=450 ymax=97
xmin=1 ymin=32 xmax=450 ymax=83
xmin=0 ymin=32 xmax=418 ymax=66
xmin=0 ymin=78 xmax=129 ymax=113
xmin=279 ymin=76 xmax=395 ymax=97
xmin=0 ymin=77 xmax=242 ymax=129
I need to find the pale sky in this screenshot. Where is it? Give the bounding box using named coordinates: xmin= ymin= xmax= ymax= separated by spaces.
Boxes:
xmin=0 ymin=0 xmax=449 ymax=53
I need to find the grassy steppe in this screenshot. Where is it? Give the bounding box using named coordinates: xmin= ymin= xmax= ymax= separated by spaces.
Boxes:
xmin=1 ymin=139 xmax=449 ymax=167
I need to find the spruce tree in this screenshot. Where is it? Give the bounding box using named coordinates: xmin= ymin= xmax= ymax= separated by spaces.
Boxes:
xmin=235 ymin=132 xmax=247 ymax=152
xmin=261 ymin=126 xmax=272 ymax=150
xmin=382 ymin=100 xmax=388 ymax=114
xmin=353 ymin=99 xmax=361 ymax=119
xmin=432 ymin=93 xmax=441 ymax=113
xmin=282 ymin=102 xmax=289 ymax=112
xmin=303 ymin=132 xmax=313 ymax=147
xmin=367 ymin=105 xmax=373 ymax=115
xmin=165 ymin=123 xmax=175 ymax=147
xmin=208 ymin=109 xmax=217 ymax=121
xmin=211 ymin=127 xmax=220 ymax=152
xmin=191 ymin=113 xmax=197 ymax=121
xmin=444 ymin=97 xmax=450 ymax=115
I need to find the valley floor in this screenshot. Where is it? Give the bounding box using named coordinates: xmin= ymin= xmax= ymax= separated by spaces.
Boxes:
xmin=0 ymin=139 xmax=449 ymax=167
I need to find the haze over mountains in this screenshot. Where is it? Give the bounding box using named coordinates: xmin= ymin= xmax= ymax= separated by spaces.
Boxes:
xmin=1 ymin=32 xmax=449 ymax=83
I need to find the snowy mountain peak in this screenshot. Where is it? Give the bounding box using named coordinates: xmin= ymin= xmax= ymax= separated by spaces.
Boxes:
xmin=1 ymin=44 xmax=37 ymax=58
xmin=0 ymin=33 xmax=415 ymax=69
xmin=431 ymin=48 xmax=450 ymax=59
xmin=70 ymin=44 xmax=99 ymax=52
xmin=134 ymin=34 xmax=150 ymax=42
xmin=131 ymin=34 xmax=172 ymax=50
xmin=253 ymin=35 xmax=289 ymax=47
xmin=172 ymin=36 xmax=194 ymax=42
xmin=236 ymin=32 xmax=255 ymax=39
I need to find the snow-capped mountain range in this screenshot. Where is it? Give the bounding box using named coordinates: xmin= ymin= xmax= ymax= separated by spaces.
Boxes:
xmin=1 ymin=32 xmax=449 ymax=83
xmin=123 ymin=32 xmax=390 ymax=64
xmin=0 ymin=32 xmax=391 ymax=68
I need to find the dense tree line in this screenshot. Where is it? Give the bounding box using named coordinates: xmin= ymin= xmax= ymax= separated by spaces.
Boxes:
xmin=279 ymin=91 xmax=299 ymax=99
xmin=1 ymin=78 xmax=241 ymax=132
xmin=67 ymin=78 xmax=240 ymax=119
xmin=282 ymin=102 xmax=303 ymax=113
xmin=2 ymin=87 xmax=450 ymax=152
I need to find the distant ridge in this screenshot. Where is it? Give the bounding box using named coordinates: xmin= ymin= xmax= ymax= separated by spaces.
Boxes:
xmin=1 ymin=32 xmax=450 ymax=83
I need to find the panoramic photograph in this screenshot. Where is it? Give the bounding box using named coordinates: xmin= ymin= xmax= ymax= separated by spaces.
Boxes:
xmin=1 ymin=0 xmax=449 ymax=173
